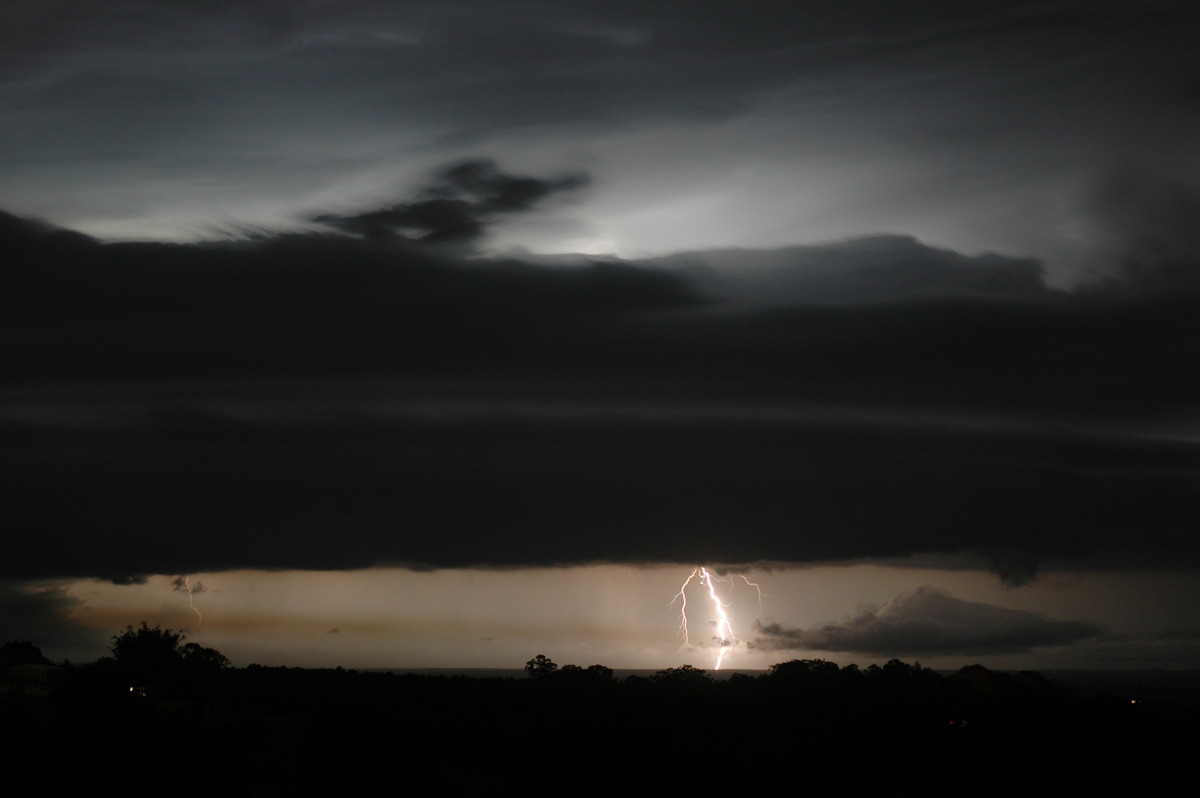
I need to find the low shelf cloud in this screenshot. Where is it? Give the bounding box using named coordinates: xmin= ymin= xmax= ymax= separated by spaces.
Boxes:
xmin=2 ymin=1 xmax=1198 ymax=670
xmin=4 ymin=192 xmax=1200 ymax=586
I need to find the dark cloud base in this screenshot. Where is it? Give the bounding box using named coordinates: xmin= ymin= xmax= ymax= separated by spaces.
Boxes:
xmin=3 ymin=205 xmax=1199 ymax=582
xmin=4 ymin=391 xmax=1198 ymax=582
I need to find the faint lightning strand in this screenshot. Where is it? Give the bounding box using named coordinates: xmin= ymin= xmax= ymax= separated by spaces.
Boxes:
xmin=174 ymin=575 xmax=203 ymax=625
xmin=735 ymin=574 xmax=766 ymax=614
xmin=670 ymin=567 xmax=702 ymax=645
xmin=185 ymin=576 xmax=202 ymax=624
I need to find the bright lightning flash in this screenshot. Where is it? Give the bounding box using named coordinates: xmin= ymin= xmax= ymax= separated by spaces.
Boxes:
xmin=671 ymin=567 xmax=762 ymax=670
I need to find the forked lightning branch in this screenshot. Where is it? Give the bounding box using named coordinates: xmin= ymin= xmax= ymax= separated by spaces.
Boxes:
xmin=671 ymin=567 xmax=764 ymax=670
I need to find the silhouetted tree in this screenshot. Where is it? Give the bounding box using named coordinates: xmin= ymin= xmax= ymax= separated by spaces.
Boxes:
xmin=180 ymin=641 xmax=231 ymax=671
xmin=110 ymin=622 xmax=185 ymax=674
xmin=584 ymin=664 xmax=614 ymax=681
xmin=107 ymin=622 xmax=230 ymax=688
xmin=524 ymin=654 xmax=557 ymax=677
xmin=768 ymin=658 xmax=840 ymax=681
xmin=555 ymin=663 xmax=615 ymax=685
xmin=0 ymin=640 xmax=50 ymax=667
xmin=651 ymin=664 xmax=712 ymax=687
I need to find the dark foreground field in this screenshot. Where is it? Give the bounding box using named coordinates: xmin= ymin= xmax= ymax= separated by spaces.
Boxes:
xmin=2 ymin=656 xmax=1192 ymax=795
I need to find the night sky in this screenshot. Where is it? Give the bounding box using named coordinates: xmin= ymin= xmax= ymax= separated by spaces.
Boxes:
xmin=3 ymin=1 xmax=1199 ymax=671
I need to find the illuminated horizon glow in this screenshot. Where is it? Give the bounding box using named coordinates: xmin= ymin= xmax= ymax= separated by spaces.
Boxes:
xmin=29 ymin=563 xmax=1200 ymax=673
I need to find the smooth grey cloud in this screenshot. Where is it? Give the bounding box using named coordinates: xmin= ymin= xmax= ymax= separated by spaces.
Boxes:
xmin=752 ymin=587 xmax=1100 ymax=656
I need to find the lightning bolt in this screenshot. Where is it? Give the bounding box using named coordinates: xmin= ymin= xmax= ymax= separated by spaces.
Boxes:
xmin=733 ymin=573 xmax=766 ymax=613
xmin=671 ymin=566 xmax=758 ymax=670
xmin=186 ymin=576 xmax=203 ymax=624
xmin=671 ymin=567 xmax=699 ymax=645
xmin=174 ymin=575 xmax=203 ymax=625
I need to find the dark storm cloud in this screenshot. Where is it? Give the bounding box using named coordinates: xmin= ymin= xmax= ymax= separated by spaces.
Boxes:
xmin=9 ymin=395 xmax=1197 ymax=583
xmin=172 ymin=577 xmax=206 ymax=595
xmin=3 ymin=200 xmax=1200 ymax=584
xmin=314 ymin=159 xmax=588 ymax=246
xmin=1083 ymin=169 xmax=1200 ymax=292
xmin=751 ymin=587 xmax=1099 ymax=656
xmin=5 ymin=1 xmax=1197 ymax=249
xmin=1075 ymin=633 xmax=1200 ymax=671
xmin=0 ymin=580 xmax=105 ymax=653
xmin=2 ymin=0 xmax=1197 ymax=615
xmin=639 ymin=235 xmax=1048 ymax=306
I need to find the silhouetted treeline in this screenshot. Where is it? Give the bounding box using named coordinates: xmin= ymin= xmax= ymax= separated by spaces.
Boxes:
xmin=2 ymin=649 xmax=1191 ymax=794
